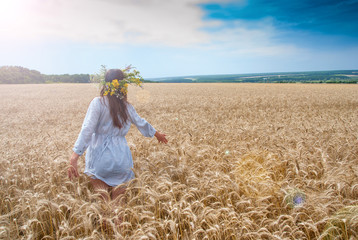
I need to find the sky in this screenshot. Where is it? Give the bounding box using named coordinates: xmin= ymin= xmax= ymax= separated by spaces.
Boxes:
xmin=0 ymin=0 xmax=357 ymax=78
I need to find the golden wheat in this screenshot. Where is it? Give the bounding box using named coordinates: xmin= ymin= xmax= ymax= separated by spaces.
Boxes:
xmin=1 ymin=83 xmax=358 ymax=239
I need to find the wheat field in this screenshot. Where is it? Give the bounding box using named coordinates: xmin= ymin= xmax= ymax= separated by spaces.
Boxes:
xmin=0 ymin=83 xmax=358 ymax=239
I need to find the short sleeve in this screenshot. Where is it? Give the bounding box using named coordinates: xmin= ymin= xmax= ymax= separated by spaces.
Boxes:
xmin=127 ymin=104 xmax=156 ymax=138
xmin=73 ymin=97 xmax=101 ymax=155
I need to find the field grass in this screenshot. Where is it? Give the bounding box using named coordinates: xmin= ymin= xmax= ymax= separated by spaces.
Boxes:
xmin=0 ymin=83 xmax=358 ymax=239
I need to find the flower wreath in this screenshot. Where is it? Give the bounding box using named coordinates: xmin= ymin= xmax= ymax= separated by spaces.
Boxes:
xmin=98 ymin=65 xmax=143 ymax=99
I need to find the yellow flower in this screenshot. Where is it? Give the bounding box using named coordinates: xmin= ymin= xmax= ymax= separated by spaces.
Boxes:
xmin=134 ymin=78 xmax=142 ymax=86
xmin=120 ymin=87 xmax=127 ymax=95
xmin=112 ymin=79 xmax=119 ymax=88
xmin=124 ymin=83 xmax=129 ymax=88
xmin=104 ymin=90 xmax=109 ymax=96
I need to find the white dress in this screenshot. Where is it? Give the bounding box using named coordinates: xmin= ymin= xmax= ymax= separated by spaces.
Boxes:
xmin=73 ymin=97 xmax=156 ymax=187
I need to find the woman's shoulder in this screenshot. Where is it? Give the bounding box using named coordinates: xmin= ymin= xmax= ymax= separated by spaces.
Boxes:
xmin=93 ymin=96 xmax=102 ymax=102
xmin=89 ymin=96 xmax=101 ymax=105
xmin=125 ymin=102 xmax=136 ymax=112
xmin=88 ymin=97 xmax=105 ymax=110
xmin=126 ymin=101 xmax=133 ymax=108
xmin=95 ymin=96 xmax=112 ymax=105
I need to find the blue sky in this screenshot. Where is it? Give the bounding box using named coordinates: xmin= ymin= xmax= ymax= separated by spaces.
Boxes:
xmin=0 ymin=0 xmax=357 ymax=78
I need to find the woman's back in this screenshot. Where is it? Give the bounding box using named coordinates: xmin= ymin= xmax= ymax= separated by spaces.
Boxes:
xmin=72 ymin=96 xmax=157 ymax=186
xmin=68 ymin=68 xmax=167 ymax=202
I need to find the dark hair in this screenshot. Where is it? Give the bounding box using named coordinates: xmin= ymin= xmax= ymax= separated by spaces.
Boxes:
xmin=100 ymin=69 xmax=129 ymax=129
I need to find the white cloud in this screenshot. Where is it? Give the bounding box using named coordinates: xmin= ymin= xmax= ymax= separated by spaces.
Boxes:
xmin=0 ymin=0 xmax=224 ymax=46
xmin=0 ymin=0 xmax=300 ymax=57
xmin=205 ymin=19 xmax=302 ymax=57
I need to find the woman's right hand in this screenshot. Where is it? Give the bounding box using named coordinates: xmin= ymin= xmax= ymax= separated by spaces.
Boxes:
xmin=68 ymin=152 xmax=79 ymax=180
xmin=155 ymin=131 xmax=168 ymax=144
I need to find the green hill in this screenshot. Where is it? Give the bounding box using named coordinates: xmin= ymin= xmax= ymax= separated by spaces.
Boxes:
xmin=148 ymin=70 xmax=358 ymax=83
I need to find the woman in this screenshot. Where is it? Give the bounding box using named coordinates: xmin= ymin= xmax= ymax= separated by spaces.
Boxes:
xmin=68 ymin=69 xmax=168 ymax=201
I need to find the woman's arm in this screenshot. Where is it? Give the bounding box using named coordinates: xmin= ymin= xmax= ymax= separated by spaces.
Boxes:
xmin=72 ymin=98 xmax=101 ymax=155
xmin=128 ymin=104 xmax=156 ymax=137
xmin=128 ymin=104 xmax=168 ymax=143
xmin=68 ymin=98 xmax=101 ymax=180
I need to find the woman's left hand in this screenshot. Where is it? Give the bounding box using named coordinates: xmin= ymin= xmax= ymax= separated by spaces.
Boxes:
xmin=68 ymin=152 xmax=80 ymax=180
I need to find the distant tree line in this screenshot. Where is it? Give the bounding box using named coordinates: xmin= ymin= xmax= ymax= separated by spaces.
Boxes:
xmin=45 ymin=74 xmax=90 ymax=83
xmin=0 ymin=66 xmax=90 ymax=84
xmin=1 ymin=65 xmax=357 ymax=84
xmin=0 ymin=66 xmax=45 ymax=84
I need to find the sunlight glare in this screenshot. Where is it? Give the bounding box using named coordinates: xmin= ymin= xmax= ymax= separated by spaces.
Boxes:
xmin=0 ymin=0 xmax=22 ymax=19
xmin=0 ymin=0 xmax=34 ymax=40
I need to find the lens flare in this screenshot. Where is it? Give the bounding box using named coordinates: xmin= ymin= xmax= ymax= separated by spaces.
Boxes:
xmin=284 ymin=188 xmax=306 ymax=208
